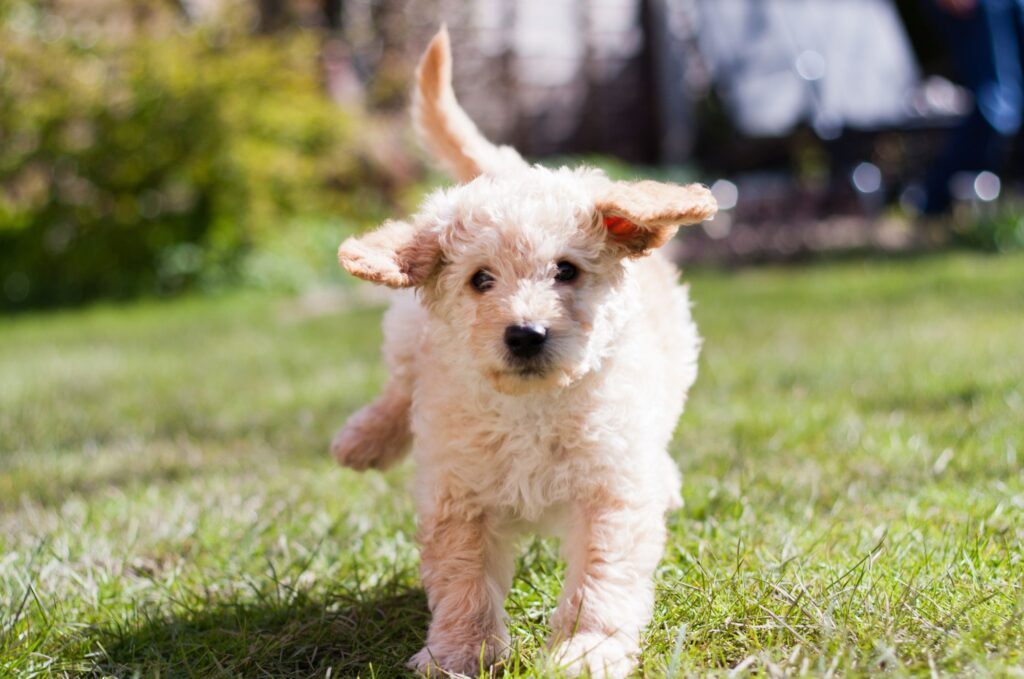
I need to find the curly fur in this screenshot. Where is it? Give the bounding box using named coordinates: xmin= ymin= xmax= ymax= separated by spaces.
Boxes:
xmin=332 ymin=27 xmax=717 ymax=678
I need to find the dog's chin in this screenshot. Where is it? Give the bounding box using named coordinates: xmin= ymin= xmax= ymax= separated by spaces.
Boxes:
xmin=487 ymin=363 xmax=573 ymax=396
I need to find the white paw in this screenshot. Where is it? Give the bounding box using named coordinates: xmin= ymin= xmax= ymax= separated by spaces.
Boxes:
xmin=407 ymin=643 xmax=502 ymax=677
xmin=549 ymin=632 xmax=638 ymax=678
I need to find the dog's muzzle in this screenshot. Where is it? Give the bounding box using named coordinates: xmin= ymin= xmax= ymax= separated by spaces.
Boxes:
xmin=504 ymin=323 xmax=547 ymax=361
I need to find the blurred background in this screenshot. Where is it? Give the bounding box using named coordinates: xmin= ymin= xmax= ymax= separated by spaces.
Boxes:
xmin=2 ymin=0 xmax=1023 ymax=312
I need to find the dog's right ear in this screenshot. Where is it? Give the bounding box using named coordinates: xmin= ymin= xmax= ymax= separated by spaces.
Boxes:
xmin=338 ymin=220 xmax=441 ymax=288
xmin=595 ymin=180 xmax=717 ymax=256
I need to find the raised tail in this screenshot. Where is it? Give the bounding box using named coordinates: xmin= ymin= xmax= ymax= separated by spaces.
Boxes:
xmin=413 ymin=25 xmax=527 ymax=182
xmin=331 ymin=376 xmax=412 ymax=471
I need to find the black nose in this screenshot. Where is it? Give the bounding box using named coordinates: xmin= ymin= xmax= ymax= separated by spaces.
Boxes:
xmin=504 ymin=324 xmax=548 ymax=359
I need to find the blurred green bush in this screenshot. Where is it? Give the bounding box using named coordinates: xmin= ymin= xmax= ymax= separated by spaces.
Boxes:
xmin=0 ymin=7 xmax=383 ymax=310
xmin=952 ymin=201 xmax=1024 ymax=253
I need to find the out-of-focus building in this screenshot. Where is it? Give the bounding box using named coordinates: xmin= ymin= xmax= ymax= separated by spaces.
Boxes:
xmin=431 ymin=0 xmax=947 ymax=165
xmin=64 ymin=0 xmax=957 ymax=167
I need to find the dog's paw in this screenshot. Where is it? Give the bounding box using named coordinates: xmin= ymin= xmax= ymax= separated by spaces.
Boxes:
xmin=407 ymin=644 xmax=499 ymax=677
xmin=407 ymin=647 xmax=452 ymax=677
xmin=330 ymin=424 xmax=377 ymax=471
xmin=549 ymin=632 xmax=637 ymax=679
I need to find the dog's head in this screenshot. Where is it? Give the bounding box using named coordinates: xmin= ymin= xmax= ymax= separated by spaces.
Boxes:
xmin=337 ymin=27 xmax=716 ymax=395
xmin=339 ymin=169 xmax=714 ymax=393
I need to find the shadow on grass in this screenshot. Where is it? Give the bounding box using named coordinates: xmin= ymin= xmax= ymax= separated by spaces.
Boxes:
xmin=91 ymin=582 xmax=428 ymax=679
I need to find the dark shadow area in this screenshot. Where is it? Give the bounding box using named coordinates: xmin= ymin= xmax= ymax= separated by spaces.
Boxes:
xmin=87 ymin=582 xmax=428 ymax=679
xmin=679 ymin=239 xmax=1003 ymax=273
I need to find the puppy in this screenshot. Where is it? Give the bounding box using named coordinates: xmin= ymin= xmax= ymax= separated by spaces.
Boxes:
xmin=332 ymin=27 xmax=716 ymax=678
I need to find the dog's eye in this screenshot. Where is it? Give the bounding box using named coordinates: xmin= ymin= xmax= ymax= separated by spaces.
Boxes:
xmin=470 ymin=269 xmax=495 ymax=292
xmin=554 ymin=261 xmax=578 ymax=283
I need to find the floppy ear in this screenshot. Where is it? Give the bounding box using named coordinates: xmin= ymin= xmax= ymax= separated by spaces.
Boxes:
xmin=337 ymin=220 xmax=441 ymax=288
xmin=595 ymin=180 xmax=717 ymax=255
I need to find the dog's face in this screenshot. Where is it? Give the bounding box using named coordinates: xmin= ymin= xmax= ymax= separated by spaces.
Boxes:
xmin=338 ymin=166 xmax=716 ymax=394
xmin=422 ymin=169 xmax=627 ymax=394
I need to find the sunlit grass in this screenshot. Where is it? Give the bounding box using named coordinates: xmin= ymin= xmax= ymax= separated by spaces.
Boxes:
xmin=2 ymin=253 xmax=1023 ymax=677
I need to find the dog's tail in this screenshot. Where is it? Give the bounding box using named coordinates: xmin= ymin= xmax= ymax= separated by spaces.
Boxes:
xmin=331 ymin=375 xmax=412 ymax=471
xmin=413 ymin=25 xmax=527 ymax=182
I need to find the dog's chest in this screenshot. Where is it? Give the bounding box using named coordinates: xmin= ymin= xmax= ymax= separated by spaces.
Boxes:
xmin=442 ymin=396 xmax=610 ymax=518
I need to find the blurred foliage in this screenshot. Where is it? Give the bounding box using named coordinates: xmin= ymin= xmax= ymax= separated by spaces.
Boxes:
xmin=952 ymin=201 xmax=1024 ymax=252
xmin=0 ymin=2 xmax=389 ymax=310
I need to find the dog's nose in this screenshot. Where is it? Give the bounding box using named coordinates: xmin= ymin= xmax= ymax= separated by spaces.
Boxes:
xmin=504 ymin=324 xmax=548 ymax=359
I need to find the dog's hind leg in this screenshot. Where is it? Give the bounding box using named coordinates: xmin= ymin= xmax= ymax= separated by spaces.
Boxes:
xmin=332 ymin=292 xmax=421 ymax=471
xmin=331 ymin=375 xmax=411 ymax=471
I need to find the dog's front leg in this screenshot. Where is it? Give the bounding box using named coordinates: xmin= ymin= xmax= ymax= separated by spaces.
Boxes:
xmin=408 ymin=506 xmax=514 ymax=676
xmin=549 ymin=495 xmax=667 ymax=678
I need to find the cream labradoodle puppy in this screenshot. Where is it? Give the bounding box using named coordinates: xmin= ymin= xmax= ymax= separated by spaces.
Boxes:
xmin=332 ymin=27 xmax=716 ymax=678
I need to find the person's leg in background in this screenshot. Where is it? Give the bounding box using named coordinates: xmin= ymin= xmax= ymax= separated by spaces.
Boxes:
xmin=923 ymin=0 xmax=1023 ymax=214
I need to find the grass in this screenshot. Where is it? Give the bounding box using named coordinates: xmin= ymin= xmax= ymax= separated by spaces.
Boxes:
xmin=1 ymin=252 xmax=1023 ymax=678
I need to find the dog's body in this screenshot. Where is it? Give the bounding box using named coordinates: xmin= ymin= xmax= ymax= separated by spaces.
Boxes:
xmin=332 ymin=28 xmax=716 ymax=678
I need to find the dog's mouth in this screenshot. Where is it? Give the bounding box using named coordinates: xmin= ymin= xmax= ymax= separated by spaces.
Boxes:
xmin=487 ymin=355 xmax=580 ymax=394
xmin=504 ymin=354 xmax=552 ymax=379
xmin=513 ymin=365 xmax=547 ymax=378
xmin=488 ymin=358 xmax=555 ymax=388
xmin=498 ymin=362 xmax=548 ymax=380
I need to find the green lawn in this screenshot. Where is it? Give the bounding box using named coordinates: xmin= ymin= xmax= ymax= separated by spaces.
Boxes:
xmin=2 ymin=253 xmax=1023 ymax=678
